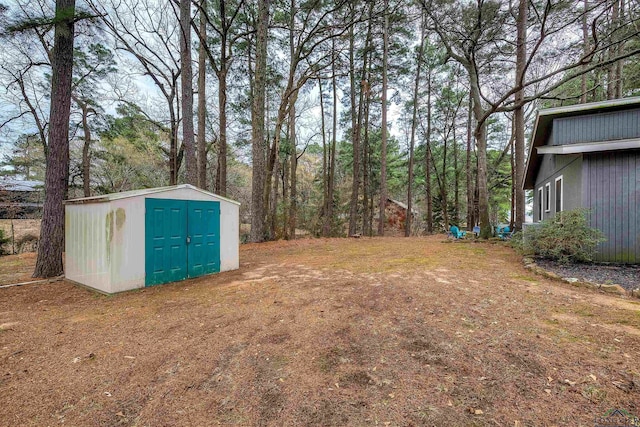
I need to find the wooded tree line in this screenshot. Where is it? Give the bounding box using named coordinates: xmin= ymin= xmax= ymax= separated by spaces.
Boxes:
xmin=0 ymin=0 xmax=638 ymax=276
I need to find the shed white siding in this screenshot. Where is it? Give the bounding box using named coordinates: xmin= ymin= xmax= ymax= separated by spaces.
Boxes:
xmin=65 ymin=185 xmax=240 ymax=294
xmin=65 ymin=203 xmax=112 ymax=292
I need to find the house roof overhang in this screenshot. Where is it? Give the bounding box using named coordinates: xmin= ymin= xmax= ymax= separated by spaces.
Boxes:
xmin=523 ymin=97 xmax=640 ymax=190
xmin=536 ymin=138 xmax=640 ymax=155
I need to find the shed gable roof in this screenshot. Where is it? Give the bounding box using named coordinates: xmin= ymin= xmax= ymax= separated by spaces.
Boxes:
xmin=523 ymin=97 xmax=640 ymax=189
xmin=65 ymin=184 xmax=241 ymax=205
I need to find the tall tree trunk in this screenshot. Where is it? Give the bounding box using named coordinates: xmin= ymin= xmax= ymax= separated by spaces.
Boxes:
xmin=510 ymin=134 xmax=515 ymax=230
xmin=607 ymin=0 xmax=619 ymax=100
xmin=377 ymin=0 xmax=389 ymax=236
xmin=466 ymin=92 xmax=473 ymax=229
xmin=282 ymin=130 xmax=289 ymax=240
xmin=425 ymin=69 xmax=433 ymax=233
xmin=319 ymin=76 xmax=328 ymax=234
xmin=469 ymin=66 xmax=491 ymax=239
xmin=327 ymin=45 xmax=337 ymax=237
xmin=615 ymin=0 xmax=625 ymax=98
xmin=514 ymin=0 xmax=526 ymax=231
xmin=288 ymin=103 xmax=297 ymax=239
xmin=348 ymin=2 xmax=374 ymax=236
xmin=34 ymin=0 xmax=75 ymax=278
xmin=270 ymin=151 xmax=279 ymax=239
xmin=347 ymin=7 xmax=358 ymax=236
xmin=169 ymin=100 xmax=178 ymax=185
xmin=217 ymin=0 xmax=228 ymax=195
xmin=406 ymin=16 xmax=425 ymax=237
xmin=453 ymin=124 xmax=459 ymax=225
xmin=250 ymin=0 xmax=269 ymax=242
xmin=80 ymin=103 xmax=91 ymax=197
xmin=180 ymin=0 xmax=197 ymax=185
xmin=581 ymin=0 xmax=589 ymax=103
xmin=440 ymin=131 xmax=448 ymax=230
xmin=197 ymin=0 xmax=207 ymax=189
xmin=362 ymin=69 xmax=371 ymax=236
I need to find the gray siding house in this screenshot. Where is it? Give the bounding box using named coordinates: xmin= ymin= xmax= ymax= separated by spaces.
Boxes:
xmin=524 ymin=97 xmax=640 ymax=263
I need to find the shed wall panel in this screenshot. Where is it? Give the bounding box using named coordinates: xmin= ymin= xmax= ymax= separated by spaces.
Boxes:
xmin=65 ymin=203 xmax=111 ymax=293
xmin=582 ymin=150 xmax=640 ymax=263
xmin=110 ymin=197 xmax=146 ymax=292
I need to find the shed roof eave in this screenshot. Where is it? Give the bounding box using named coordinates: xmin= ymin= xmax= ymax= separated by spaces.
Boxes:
xmin=64 ymin=184 xmax=241 ymax=206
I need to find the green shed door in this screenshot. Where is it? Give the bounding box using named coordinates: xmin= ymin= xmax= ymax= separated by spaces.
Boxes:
xmin=145 ymin=199 xmax=188 ymax=286
xmin=145 ymin=198 xmax=221 ymax=287
xmin=187 ymin=201 xmax=221 ymax=277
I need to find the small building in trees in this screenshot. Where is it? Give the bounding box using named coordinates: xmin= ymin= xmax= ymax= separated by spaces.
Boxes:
xmin=383 ymin=198 xmax=418 ymax=235
xmin=524 ymin=97 xmax=640 ymax=263
xmin=65 ymin=184 xmax=240 ymax=294
xmin=0 ymin=179 xmax=44 ymax=219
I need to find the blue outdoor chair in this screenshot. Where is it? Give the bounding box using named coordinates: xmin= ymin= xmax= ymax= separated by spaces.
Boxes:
xmin=496 ymin=225 xmax=513 ymax=240
xmin=448 ymin=225 xmax=466 ymax=239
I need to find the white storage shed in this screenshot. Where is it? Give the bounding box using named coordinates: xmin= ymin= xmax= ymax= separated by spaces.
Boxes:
xmin=65 ymin=184 xmax=240 ymax=294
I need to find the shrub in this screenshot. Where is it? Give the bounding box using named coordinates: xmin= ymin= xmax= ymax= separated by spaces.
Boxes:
xmin=519 ymin=209 xmax=605 ymax=263
xmin=0 ymin=229 xmax=10 ymax=255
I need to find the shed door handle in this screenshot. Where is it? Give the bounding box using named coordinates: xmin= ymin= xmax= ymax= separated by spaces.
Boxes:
xmin=186 ymin=236 xmax=191 ymax=244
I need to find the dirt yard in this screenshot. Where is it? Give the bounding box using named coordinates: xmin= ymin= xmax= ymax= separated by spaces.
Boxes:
xmin=1 ymin=237 xmax=639 ymax=426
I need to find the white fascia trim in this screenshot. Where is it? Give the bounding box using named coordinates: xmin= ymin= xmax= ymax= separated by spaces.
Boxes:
xmin=536 ymin=138 xmax=640 ymax=155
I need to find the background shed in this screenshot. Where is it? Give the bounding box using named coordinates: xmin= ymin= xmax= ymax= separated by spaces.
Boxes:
xmin=65 ymin=184 xmax=240 ymax=294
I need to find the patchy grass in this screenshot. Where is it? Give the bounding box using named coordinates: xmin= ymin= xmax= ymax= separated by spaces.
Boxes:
xmin=0 ymin=236 xmax=639 ymax=426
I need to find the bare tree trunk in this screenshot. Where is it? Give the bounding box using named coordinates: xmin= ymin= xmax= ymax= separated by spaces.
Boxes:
xmin=347 ymin=8 xmax=358 ymax=236
xmin=34 ymin=0 xmax=75 ymax=278
xmin=469 ymin=66 xmax=491 ymax=239
xmin=282 ymin=133 xmax=289 ymax=240
xmin=180 ymin=0 xmax=197 ymax=185
xmin=453 ymin=124 xmax=459 ymax=225
xmin=425 ymin=69 xmax=433 ymax=233
xmin=406 ymin=15 xmax=425 ymax=237
xmin=466 ymin=93 xmax=473 ymax=230
xmin=217 ymin=0 xmax=228 ymax=195
xmin=440 ymin=130 xmax=448 ymax=230
xmin=288 ymin=103 xmax=297 ymax=239
xmin=581 ymin=0 xmax=589 ymax=103
xmin=514 ymin=0 xmax=526 ymax=231
xmin=250 ymin=0 xmax=269 ymax=243
xmin=377 ymin=0 xmax=389 ymax=236
xmin=319 ymin=77 xmax=328 ymax=235
xmin=615 ymin=0 xmax=625 ymax=98
xmin=327 ymin=46 xmax=337 ymax=236
xmin=270 ymin=152 xmax=279 ymax=239
xmin=170 ymin=103 xmax=178 ymax=185
xmin=362 ymin=71 xmax=371 ymax=236
xmin=80 ymin=103 xmax=91 ymax=197
xmin=197 ymin=0 xmax=207 ymax=189
xmin=510 ymin=134 xmax=515 ymax=230
xmin=607 ymin=0 xmax=619 ymax=100
xmin=349 ymin=2 xmax=373 ymax=236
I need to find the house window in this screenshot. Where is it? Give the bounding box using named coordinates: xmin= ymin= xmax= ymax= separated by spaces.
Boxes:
xmin=538 ymin=187 xmax=543 ymax=221
xmin=544 ymin=182 xmax=551 ymax=212
xmin=555 ymin=176 xmax=563 ymax=213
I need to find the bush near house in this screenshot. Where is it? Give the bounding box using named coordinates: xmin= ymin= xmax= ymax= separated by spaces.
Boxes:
xmin=0 ymin=230 xmax=10 ymax=255
xmin=515 ymin=209 xmax=605 ymax=263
